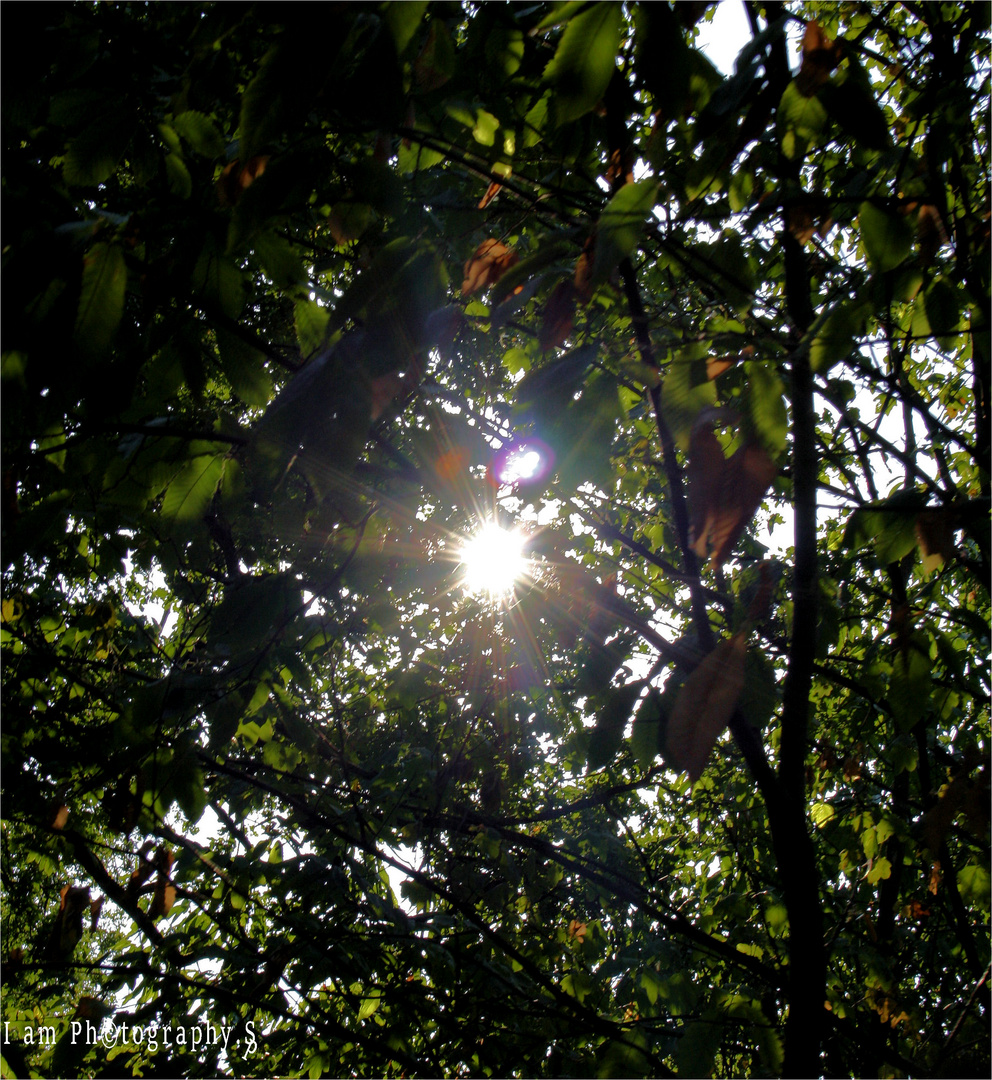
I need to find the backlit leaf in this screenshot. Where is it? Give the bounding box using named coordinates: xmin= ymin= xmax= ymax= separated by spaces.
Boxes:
xmin=171 ymin=110 xmax=225 ymax=158
xmin=543 ymin=2 xmax=623 ymax=124
xmin=794 ymin=20 xmax=842 ymax=96
xmin=688 ymin=422 xmax=777 ymax=569
xmin=748 ymin=362 xmax=788 ymax=454
xmin=538 ymin=280 xmax=576 ymax=350
xmin=75 ymin=242 xmax=127 ymax=358
xmin=161 ymin=454 xmax=226 ymax=527
xmin=809 ymin=298 xmax=868 ymax=372
xmin=666 ymin=633 xmax=747 ymax=781
xmin=462 ymin=239 xmax=518 ymax=296
xmin=593 ymin=179 xmax=660 ymax=280
xmin=859 ymin=201 xmax=913 ymax=274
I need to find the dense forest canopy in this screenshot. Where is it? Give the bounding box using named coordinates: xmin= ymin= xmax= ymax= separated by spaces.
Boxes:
xmin=2 ymin=2 xmax=989 ymax=1077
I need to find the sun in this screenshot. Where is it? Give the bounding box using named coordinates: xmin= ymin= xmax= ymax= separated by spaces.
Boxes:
xmin=459 ymin=522 xmax=527 ymax=598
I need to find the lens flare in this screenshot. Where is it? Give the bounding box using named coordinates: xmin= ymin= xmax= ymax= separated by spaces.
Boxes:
xmin=492 ymin=440 xmax=552 ymax=486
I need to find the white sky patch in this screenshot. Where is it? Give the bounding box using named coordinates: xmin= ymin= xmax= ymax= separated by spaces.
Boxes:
xmin=695 ymin=0 xmax=754 ymax=75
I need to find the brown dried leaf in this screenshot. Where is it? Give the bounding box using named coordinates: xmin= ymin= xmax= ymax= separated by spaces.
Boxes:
xmin=688 ymin=426 xmax=727 ymax=559
xmin=373 ymin=131 xmax=391 ymax=164
xmin=706 ymin=346 xmax=753 ymax=381
xmin=216 ymin=156 xmax=269 ymax=207
xmin=402 ymin=101 xmax=416 ymax=149
xmin=369 ymin=372 xmax=407 ymax=422
xmin=461 ymin=239 xmax=518 ymax=296
xmin=50 ymin=885 xmax=91 ymax=958
xmin=705 ymin=357 xmax=734 ymax=380
xmin=89 ymin=895 xmax=104 ymax=931
xmin=478 ymin=181 xmax=503 ymax=209
xmin=916 ymin=508 xmax=957 ymax=572
xmin=688 ymin=424 xmax=776 ymax=569
xmin=666 ymin=633 xmax=747 ymax=781
xmin=605 ymin=147 xmax=635 ymax=190
xmin=538 ymin=280 xmax=576 ymax=350
xmin=574 ymin=235 xmax=596 ymax=304
xmin=795 ymin=21 xmax=842 ymax=96
xmin=154 ymin=846 xmax=174 ymax=875
xmin=51 ymin=804 xmax=69 ymax=830
xmin=150 ymin=880 xmax=177 ymax=918
xmin=916 ymin=204 xmax=948 ymax=265
xmin=788 ymin=203 xmax=816 ymax=245
xmin=127 ymin=842 xmax=156 ymax=899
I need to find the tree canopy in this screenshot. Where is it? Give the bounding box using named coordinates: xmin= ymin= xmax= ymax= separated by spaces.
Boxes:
xmin=2 ymin=2 xmax=990 ymax=1077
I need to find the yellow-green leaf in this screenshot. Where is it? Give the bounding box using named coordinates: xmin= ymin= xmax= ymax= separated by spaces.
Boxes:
xmin=75 ymin=242 xmax=127 ymax=358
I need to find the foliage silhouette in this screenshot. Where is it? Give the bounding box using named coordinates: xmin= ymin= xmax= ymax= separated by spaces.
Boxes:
xmin=2 ymin=2 xmax=989 ymax=1077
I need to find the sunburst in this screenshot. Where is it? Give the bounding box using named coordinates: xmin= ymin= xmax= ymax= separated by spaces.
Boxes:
xmin=459 ymin=522 xmax=528 ymax=598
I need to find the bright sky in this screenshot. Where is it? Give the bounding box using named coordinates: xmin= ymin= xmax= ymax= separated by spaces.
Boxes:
xmin=695 ymin=0 xmax=754 ymax=74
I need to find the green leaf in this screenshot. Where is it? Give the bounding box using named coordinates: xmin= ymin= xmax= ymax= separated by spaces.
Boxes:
xmin=889 ymin=640 xmax=932 ymax=730
xmin=193 ymin=238 xmax=247 ymax=319
xmin=586 ymin=684 xmax=640 ymax=772
xmin=164 ymin=153 xmax=192 ymax=199
xmin=173 ymin=762 xmax=207 ymax=824
xmin=676 ymin=1017 xmax=719 ymax=1079
xmin=382 ymin=0 xmax=428 ymax=55
xmin=217 ymin=329 xmax=272 ymax=408
xmin=516 ymin=344 xmax=597 ymax=409
xmin=397 ymin=139 xmax=446 ymax=173
xmin=75 ymin=242 xmax=127 ymax=358
xmin=63 ymin=115 xmax=129 ymax=186
xmin=414 ymin=20 xmax=456 ymax=91
xmin=253 ymin=230 xmax=307 ymax=288
xmin=238 ymin=43 xmax=297 ymax=160
xmin=867 ymin=856 xmax=892 ymax=884
xmin=531 ymin=1 xmax=589 ymax=33
xmin=594 ymin=179 xmax=660 ymax=280
xmin=859 ymin=201 xmax=913 ymax=273
xmin=809 ymin=299 xmax=868 ymax=373
xmin=821 ymin=60 xmax=890 ymax=150
xmin=544 ymin=2 xmax=623 ymax=124
xmin=922 ymin=278 xmax=961 ymax=347
xmin=957 ymin=864 xmax=991 ymax=909
xmin=295 ymin=299 xmax=331 ymax=358
xmin=704 ymin=234 xmax=755 ymax=311
xmin=161 ymin=454 xmax=225 ymax=527
xmin=777 ymin=80 xmax=828 ymax=159
xmin=629 ymin=688 xmax=663 ymax=771
xmin=748 ymin=363 xmax=787 ymax=454
xmin=659 ymin=342 xmax=717 ymax=451
xmin=472 ymin=110 xmax=500 ymax=147
xmin=738 ymin=648 xmax=779 ymax=728
xmin=501 ymin=347 xmax=531 ymax=377
xmin=170 ymin=110 xmax=226 ymax=158
xmin=358 ymin=993 xmax=382 ymax=1021
xmin=554 ymin=373 xmax=623 ymax=493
